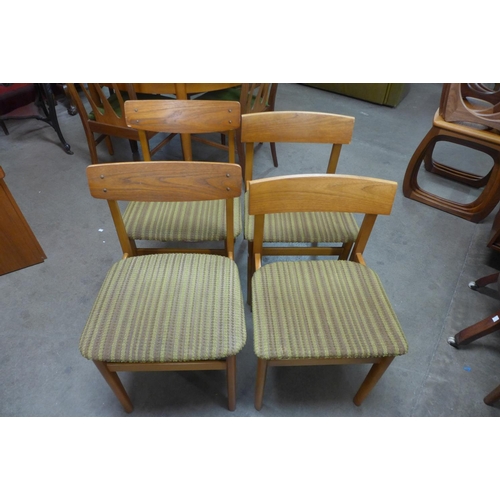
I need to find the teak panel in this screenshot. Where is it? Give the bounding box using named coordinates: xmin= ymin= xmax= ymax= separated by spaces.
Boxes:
xmin=0 ymin=167 xmax=46 ymax=275
xmin=248 ymin=174 xmax=397 ymax=216
xmin=241 ymin=111 xmax=355 ymax=144
xmin=87 ymin=162 xmax=242 ymax=202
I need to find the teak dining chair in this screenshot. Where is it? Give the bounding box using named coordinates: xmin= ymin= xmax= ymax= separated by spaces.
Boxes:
xmin=403 ymin=83 xmax=500 ymax=222
xmin=248 ymin=174 xmax=408 ymax=410
xmin=80 ymin=161 xmax=246 ymax=412
xmin=194 ymin=84 xmax=279 ymax=173
xmin=241 ymin=111 xmax=357 ymax=300
xmin=123 ymin=99 xmax=242 ymax=257
xmin=66 ymin=83 xmax=175 ymax=164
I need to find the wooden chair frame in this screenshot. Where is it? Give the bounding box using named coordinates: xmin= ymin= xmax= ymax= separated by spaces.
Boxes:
xmin=85 ymin=161 xmax=243 ymax=412
xmin=241 ymin=111 xmax=356 ymax=299
xmin=403 ymin=84 xmax=500 ymax=222
xmin=122 ymin=99 xmax=242 ymax=257
xmin=248 ymin=173 xmax=400 ymax=409
xmin=125 ymin=99 xmax=240 ymax=163
xmin=193 ymin=84 xmax=279 ymax=176
xmin=67 ymin=83 xmax=175 ymax=164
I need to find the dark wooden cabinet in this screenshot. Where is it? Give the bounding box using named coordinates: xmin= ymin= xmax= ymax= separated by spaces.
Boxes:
xmin=0 ymin=166 xmax=46 ymax=275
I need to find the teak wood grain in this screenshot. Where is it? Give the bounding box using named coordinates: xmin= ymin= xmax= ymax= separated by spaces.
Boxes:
xmin=87 ymin=162 xmax=242 ymax=202
xmin=0 ymin=166 xmax=46 ymax=275
xmin=248 ymin=174 xmax=397 ymax=216
xmin=124 ymin=100 xmax=241 ymax=134
xmin=241 ymin=111 xmax=354 ymax=144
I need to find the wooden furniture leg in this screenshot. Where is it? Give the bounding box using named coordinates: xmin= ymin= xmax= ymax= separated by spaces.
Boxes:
xmin=226 ymin=355 xmax=236 ymax=411
xmin=0 ymin=166 xmax=46 ymax=275
xmin=254 ymin=358 xmax=268 ymax=410
xmin=403 ymin=127 xmax=500 ymax=223
xmin=93 ymin=361 xmax=134 ymax=413
xmin=484 ymin=383 xmax=500 ymax=406
xmin=353 ymin=357 xmax=394 ymax=406
xmin=448 ymin=273 xmax=500 ymax=348
xmin=448 ymin=309 xmax=500 ymax=348
xmin=487 ymin=208 xmax=500 ymax=251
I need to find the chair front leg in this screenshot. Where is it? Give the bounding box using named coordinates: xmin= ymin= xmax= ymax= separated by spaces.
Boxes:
xmin=93 ymin=361 xmax=134 ymax=413
xmin=353 ymin=357 xmax=394 ymax=406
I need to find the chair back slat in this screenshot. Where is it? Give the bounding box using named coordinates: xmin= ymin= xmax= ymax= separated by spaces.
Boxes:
xmin=73 ymin=84 xmax=135 ymax=128
xmin=125 ymin=100 xmax=241 ymax=133
xmin=87 ymin=161 xmax=242 ymax=202
xmin=241 ymin=111 xmax=354 ymax=144
xmin=248 ymin=174 xmax=396 ymax=216
xmin=240 ymin=84 xmax=277 ymax=114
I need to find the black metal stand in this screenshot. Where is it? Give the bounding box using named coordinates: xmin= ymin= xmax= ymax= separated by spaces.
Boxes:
xmin=0 ymin=83 xmax=73 ymax=155
xmin=34 ymin=83 xmax=73 ymax=155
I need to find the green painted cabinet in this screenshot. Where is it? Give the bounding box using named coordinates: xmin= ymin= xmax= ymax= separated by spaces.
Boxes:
xmin=303 ymin=83 xmax=410 ymax=107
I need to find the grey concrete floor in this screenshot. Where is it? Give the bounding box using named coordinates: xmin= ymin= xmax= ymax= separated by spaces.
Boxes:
xmin=1 ymin=83 xmax=500 ymax=417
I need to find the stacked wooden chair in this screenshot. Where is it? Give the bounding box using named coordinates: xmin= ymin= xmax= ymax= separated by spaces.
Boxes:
xmin=403 ymin=83 xmax=500 ymax=222
xmin=194 ymin=84 xmax=279 ymax=175
xmin=66 ymin=83 xmax=176 ymax=163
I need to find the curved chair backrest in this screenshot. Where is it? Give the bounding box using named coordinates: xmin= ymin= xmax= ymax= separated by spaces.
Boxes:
xmin=87 ymin=161 xmax=242 ymax=257
xmin=241 ymin=111 xmax=355 ymax=186
xmin=69 ymin=83 xmax=136 ymax=128
xmin=240 ymin=84 xmax=278 ymax=114
xmin=248 ymin=173 xmax=397 ymax=266
xmin=125 ymin=99 xmax=241 ymax=162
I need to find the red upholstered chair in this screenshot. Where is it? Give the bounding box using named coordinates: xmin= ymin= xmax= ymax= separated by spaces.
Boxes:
xmin=0 ymin=84 xmax=37 ymax=134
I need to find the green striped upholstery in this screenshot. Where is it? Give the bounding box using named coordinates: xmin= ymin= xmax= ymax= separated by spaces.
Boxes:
xmin=244 ymin=191 xmax=359 ymax=242
xmin=252 ymin=260 xmax=408 ymax=360
xmin=123 ymin=198 xmax=242 ymax=242
xmin=80 ymin=254 xmax=246 ymax=363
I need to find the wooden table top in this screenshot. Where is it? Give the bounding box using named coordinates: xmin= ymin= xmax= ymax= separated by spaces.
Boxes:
xmin=118 ymin=83 xmax=240 ymax=99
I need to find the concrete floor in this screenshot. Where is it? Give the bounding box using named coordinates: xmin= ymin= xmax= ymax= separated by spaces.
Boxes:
xmin=1 ymin=83 xmax=500 ymax=417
